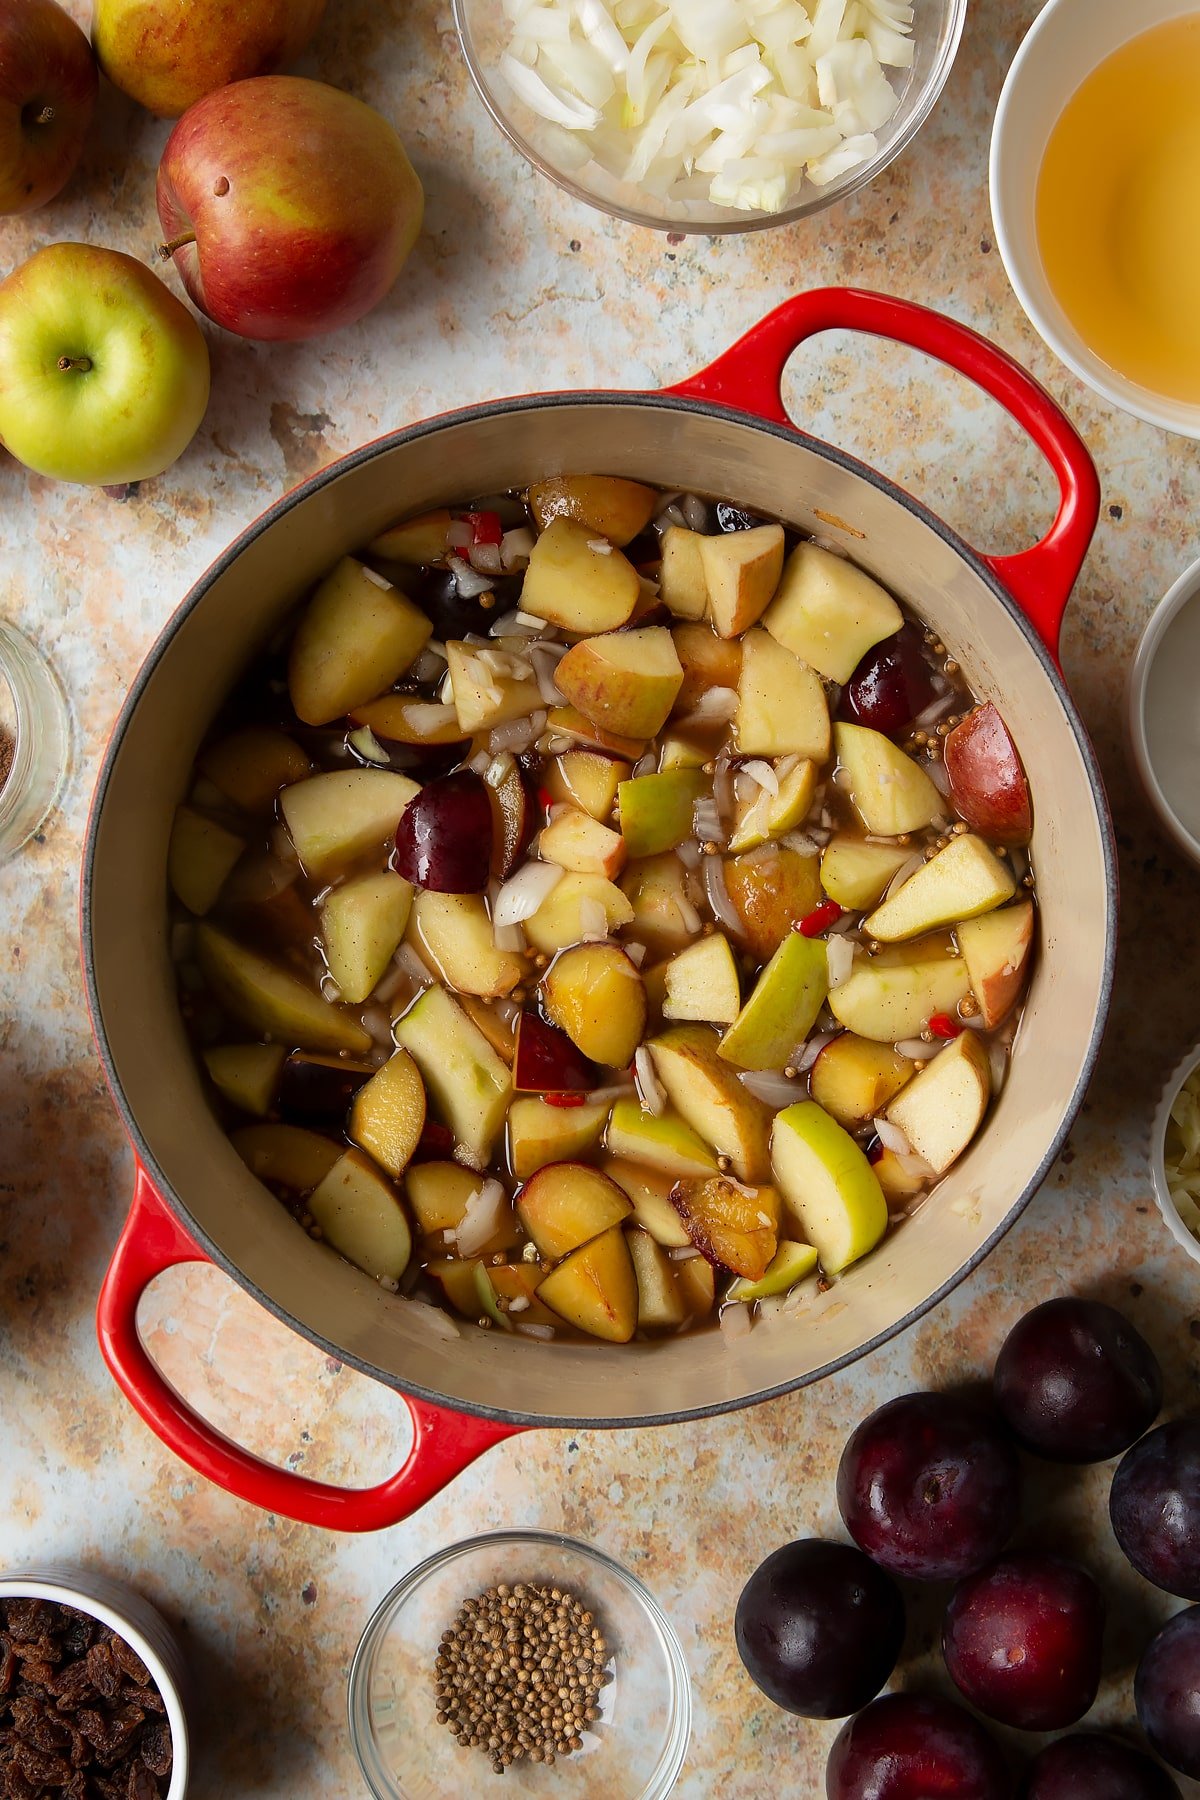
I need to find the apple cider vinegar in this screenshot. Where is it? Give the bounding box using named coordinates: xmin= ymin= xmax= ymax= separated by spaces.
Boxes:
xmin=1036 ymin=14 xmax=1200 ymax=403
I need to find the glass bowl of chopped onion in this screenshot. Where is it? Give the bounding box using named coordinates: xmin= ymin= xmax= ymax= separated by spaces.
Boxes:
xmin=349 ymin=1531 xmax=691 ymax=1798
xmin=453 ymin=0 xmax=967 ymax=231
xmin=1151 ymin=1045 xmax=1200 ymax=1269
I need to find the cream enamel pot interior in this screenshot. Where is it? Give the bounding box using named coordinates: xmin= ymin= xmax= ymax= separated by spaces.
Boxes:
xmin=84 ymin=290 xmax=1115 ymax=1532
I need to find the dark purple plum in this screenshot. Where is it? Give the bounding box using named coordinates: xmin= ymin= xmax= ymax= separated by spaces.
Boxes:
xmin=838 ymin=623 xmax=937 ymax=737
xmin=405 ymin=565 xmax=523 ymax=641
xmin=836 ymin=1392 xmax=1021 ymax=1581
xmin=826 ymin=1693 xmax=1009 ymax=1800
xmin=993 ymin=1297 xmax=1162 ymax=1463
xmin=1022 ymin=1733 xmax=1181 ymax=1799
xmin=1135 ymin=1606 xmax=1200 ymax=1780
xmin=392 ymin=770 xmax=493 ymax=892
xmin=1110 ymin=1419 xmax=1200 ymax=1600
xmin=943 ymin=1553 xmax=1105 ymax=1731
xmin=513 ymin=1013 xmax=593 ymax=1094
xmin=734 ymin=1539 xmax=904 ymax=1719
xmin=279 ymin=1054 xmax=372 ymax=1126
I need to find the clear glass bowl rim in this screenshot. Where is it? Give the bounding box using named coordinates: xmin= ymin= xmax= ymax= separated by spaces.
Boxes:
xmin=348 ymin=1529 xmax=693 ymax=1800
xmin=451 ymin=0 xmax=969 ymax=233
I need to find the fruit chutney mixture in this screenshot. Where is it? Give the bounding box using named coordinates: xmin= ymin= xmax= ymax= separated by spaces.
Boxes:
xmin=169 ymin=474 xmax=1037 ymax=1345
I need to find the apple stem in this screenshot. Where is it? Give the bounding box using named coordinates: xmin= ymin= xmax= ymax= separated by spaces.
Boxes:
xmin=158 ymin=232 xmax=197 ymax=260
xmin=57 ymin=356 xmax=92 ymax=374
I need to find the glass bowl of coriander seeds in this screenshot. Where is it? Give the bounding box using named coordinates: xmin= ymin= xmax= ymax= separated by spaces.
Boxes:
xmin=348 ymin=1531 xmax=691 ymax=1798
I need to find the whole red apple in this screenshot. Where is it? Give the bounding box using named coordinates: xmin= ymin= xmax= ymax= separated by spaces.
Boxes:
xmin=156 ymin=76 xmax=423 ymax=342
xmin=0 ymin=0 xmax=98 ymax=214
xmin=92 ymin=0 xmax=326 ymax=120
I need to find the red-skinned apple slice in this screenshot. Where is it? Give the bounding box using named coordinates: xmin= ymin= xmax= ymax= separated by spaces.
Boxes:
xmin=943 ymin=703 xmax=1033 ymax=846
xmin=392 ymin=769 xmax=493 ymax=892
xmin=513 ymin=1012 xmax=594 ymax=1093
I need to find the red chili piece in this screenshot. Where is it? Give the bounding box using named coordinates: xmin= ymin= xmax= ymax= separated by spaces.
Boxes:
xmin=464 ymin=510 xmax=504 ymax=546
xmin=537 ymin=785 xmax=556 ymax=814
xmin=545 ymin=1091 xmax=588 ymax=1109
xmin=928 ymin=1013 xmax=963 ymax=1039
xmin=798 ymin=899 xmax=843 ymax=937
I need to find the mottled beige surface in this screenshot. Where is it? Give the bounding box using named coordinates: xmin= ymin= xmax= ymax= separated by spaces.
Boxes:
xmin=2 ymin=1 xmax=1200 ymax=1795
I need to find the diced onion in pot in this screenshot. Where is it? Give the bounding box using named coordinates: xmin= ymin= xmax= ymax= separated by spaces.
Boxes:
xmin=455 ymin=1178 xmax=509 ymax=1257
xmin=872 ymin=1115 xmax=912 ymax=1155
xmin=681 ymin=687 xmax=738 ymax=727
xmin=826 ymin=934 xmax=855 ymax=989
xmin=894 ymin=1036 xmax=944 ymax=1062
xmin=516 ymin=1322 xmax=557 ymax=1340
xmin=494 ymin=859 xmax=565 ymax=926
xmin=797 ymin=1030 xmax=839 ymax=1072
xmin=579 ymin=897 xmax=609 ymax=942
xmin=703 ymin=852 xmax=742 ymax=935
xmin=742 ymin=759 xmax=780 ymax=796
xmin=449 ymin=555 xmax=496 ymax=599
xmin=634 ymin=1045 xmax=667 ymax=1115
xmin=739 ymin=1068 xmax=806 ymax=1107
xmin=926 ymin=757 xmax=951 ymax=796
xmin=501 ymin=527 xmax=536 ymax=569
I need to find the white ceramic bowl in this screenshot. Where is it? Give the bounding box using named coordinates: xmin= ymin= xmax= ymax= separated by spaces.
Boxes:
xmin=1127 ymin=553 xmax=1200 ymax=866
xmin=0 ymin=1565 xmax=191 ymax=1798
xmin=1150 ymin=1042 xmax=1200 ymax=1270
xmin=990 ymin=0 xmax=1200 ymax=436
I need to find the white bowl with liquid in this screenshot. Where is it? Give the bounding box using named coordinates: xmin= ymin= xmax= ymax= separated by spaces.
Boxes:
xmin=990 ymin=0 xmax=1200 ymax=437
xmin=1128 ymin=555 xmax=1200 ymax=866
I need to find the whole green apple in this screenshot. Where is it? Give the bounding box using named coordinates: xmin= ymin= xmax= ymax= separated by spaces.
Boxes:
xmin=92 ymin=0 xmax=325 ymax=119
xmin=157 ymin=75 xmax=423 ymax=342
xmin=1 ymin=0 xmax=98 ymax=214
xmin=0 ymin=242 xmax=210 ymax=485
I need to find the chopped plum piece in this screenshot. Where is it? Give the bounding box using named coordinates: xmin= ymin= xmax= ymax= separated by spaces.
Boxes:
xmin=839 ymin=623 xmax=937 ymax=737
xmin=392 ymin=770 xmax=494 ymax=892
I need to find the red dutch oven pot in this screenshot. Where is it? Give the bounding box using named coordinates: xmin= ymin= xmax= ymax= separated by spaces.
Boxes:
xmin=84 ymin=289 xmax=1115 ymax=1531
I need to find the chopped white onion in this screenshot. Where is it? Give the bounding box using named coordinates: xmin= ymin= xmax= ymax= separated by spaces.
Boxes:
xmin=782 ymin=831 xmax=823 ymax=856
xmin=872 ymin=1115 xmax=912 ymax=1155
xmin=797 ymin=1030 xmax=839 ymax=1072
xmin=676 ymin=894 xmax=703 ymax=935
xmin=676 ymin=836 xmax=703 ymax=869
xmin=692 ymin=796 xmax=722 ymax=844
xmin=349 ymin=724 xmax=389 ymax=765
xmin=826 ymin=934 xmax=855 ymax=989
xmin=894 ymin=1036 xmax=945 ymax=1061
xmin=738 ymin=1068 xmax=806 ymax=1107
xmin=882 ymin=851 xmax=927 ymax=898
xmin=470 ymin=542 xmax=505 ymax=576
xmin=501 ymin=526 xmax=536 ymax=570
xmin=579 ymin=897 xmax=609 ymax=942
xmin=493 ymin=918 xmax=527 ymax=953
xmin=449 ymin=554 xmax=496 ymax=598
xmin=669 ymin=1245 xmax=703 ymax=1261
xmin=494 ymin=859 xmax=564 ymax=926
xmin=634 ymin=1045 xmax=667 ymax=1115
xmin=989 ymin=1042 xmax=1009 ymax=1093
xmin=488 ymin=715 xmax=541 ymax=755
xmin=516 ymin=1321 xmax=557 ymax=1340
xmin=624 ymin=941 xmax=647 ymax=967
xmin=926 ymin=757 xmax=952 ymax=796
xmin=702 ymin=852 xmax=742 ymax=935
xmin=587 ymin=1080 xmax=637 ymax=1104
xmin=530 ymin=643 xmax=567 ymax=707
xmin=455 ymin=1178 xmax=509 ymax=1257
xmin=742 ymin=759 xmax=780 ymax=796
xmin=912 ymin=690 xmax=958 ymax=730
xmin=681 ymin=686 xmax=738 ymax=726
xmin=446 ymin=519 xmax=473 ymax=552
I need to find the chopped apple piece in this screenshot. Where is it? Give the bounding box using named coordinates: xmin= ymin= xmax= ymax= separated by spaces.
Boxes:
xmin=321 ymin=871 xmax=413 ymax=1003
xmin=722 ymin=847 xmax=822 ymax=963
xmin=203 ymin=1043 xmax=285 ymax=1117
xmin=348 ymin=695 xmax=467 ymax=747
xmin=943 ymin=703 xmax=1033 ymax=847
xmin=538 ymin=808 xmax=626 ymax=879
xmin=367 ymin=507 xmax=452 ymax=564
xmin=517 ymin=1161 xmax=632 ymax=1261
xmin=727 ymin=1239 xmax=820 ymax=1302
xmin=348 ymin=1048 xmax=426 ymax=1178
xmin=407 ymin=891 xmax=525 ymax=998
xmin=671 ymin=622 xmax=743 ymax=715
xmin=764 ymin=542 xmax=903 ymax=682
xmin=486 ymin=1263 xmax=561 ymax=1328
xmin=536 ymin=1226 xmax=638 ymax=1342
xmin=727 ymin=758 xmax=818 ymax=853
xmin=523 ymin=872 xmax=635 ymax=955
xmin=821 ymin=837 xmax=915 ymax=909
xmin=280 ymin=769 xmax=419 ymax=881
xmin=555 ymin=627 xmax=683 ymax=739
xmin=198 ymin=727 xmax=313 ymax=814
xmin=521 ymin=516 xmax=640 ymax=633
xmin=543 ymin=942 xmax=647 ymax=1067
xmin=627 ymin=1228 xmax=686 ymax=1328
xmin=670 ymin=1175 xmax=780 ymax=1279
xmin=827 ymin=948 xmax=970 ymax=1043
xmin=619 ymin=853 xmax=695 ymax=956
xmin=460 ymin=997 xmax=517 ymax=1062
xmin=659 ymin=526 xmax=709 ymax=620
xmin=168 ymin=807 xmax=244 ymax=916
xmin=957 ymin=899 xmax=1034 ymax=1029
xmin=659 ymin=733 xmax=709 ymax=771
xmin=509 ymin=1098 xmax=611 ymax=1180
xmin=663 ymin=934 xmax=741 ymax=1025
xmin=648 ymin=1024 xmax=773 ymax=1181
xmin=529 ymin=475 xmax=658 ymax=546
xmin=445 ymin=641 xmax=542 ymax=735
xmin=544 ymin=706 xmax=647 ymax=761
xmin=811 ymin=1034 xmax=914 ymax=1126
xmin=676 ymin=1253 xmax=716 ymax=1319
xmin=405 ymin=1159 xmax=482 ymax=1234
xmin=834 ymin=724 xmax=944 ymax=836
xmin=544 ymin=751 xmax=630 ymax=821
xmin=718 ymin=934 xmax=828 ymax=1070
xmin=771 ymin=1101 xmax=888 ymax=1274
xmin=864 ymin=834 xmax=1016 ymax=942
xmin=698 ymin=523 xmax=785 ymax=638
xmin=197 ymin=924 xmax=371 ymax=1055
xmin=618 ymin=769 xmax=706 ymax=858
xmin=288 ymin=557 xmax=432 ymax=726
xmin=735 ymin=629 xmax=830 ymax=760
xmin=872 ymin=1144 xmax=932 ymax=1207
xmin=600 ymin=1156 xmax=692 ymax=1246
xmin=886 ymin=1030 xmax=991 ymax=1174
xmin=308 ymin=1148 xmax=413 ymax=1282
xmin=606 ymin=1098 xmax=720 ymax=1178
xmin=232 ymin=1122 xmax=341 ymax=1192
xmin=428 ymin=1256 xmax=487 ymax=1318
xmin=393 ymin=985 xmax=511 ymax=1164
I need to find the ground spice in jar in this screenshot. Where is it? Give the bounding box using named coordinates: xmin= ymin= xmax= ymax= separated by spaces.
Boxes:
xmin=434 ymin=1581 xmax=610 ymax=1774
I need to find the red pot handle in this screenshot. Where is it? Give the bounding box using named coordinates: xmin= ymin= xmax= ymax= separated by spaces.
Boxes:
xmin=96 ymin=1165 xmax=521 ymax=1532
xmin=663 ymin=287 xmax=1100 ymax=663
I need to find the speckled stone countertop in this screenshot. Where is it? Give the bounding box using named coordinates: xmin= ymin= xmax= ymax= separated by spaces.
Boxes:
xmin=2 ymin=1 xmax=1199 ymax=1795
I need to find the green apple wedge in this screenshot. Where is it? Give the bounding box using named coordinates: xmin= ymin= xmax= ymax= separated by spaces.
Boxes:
xmin=617 ymin=770 xmax=707 ymax=858
xmin=735 ymin=628 xmax=830 ymax=760
xmin=348 ymin=1047 xmax=426 ymax=1179
xmin=827 ymin=947 xmax=970 ymax=1044
xmin=886 ymin=1030 xmax=991 ymax=1174
xmin=605 ymin=1097 xmax=719 ymax=1178
xmin=770 ymin=1101 xmax=888 ymax=1274
xmin=509 ymin=1098 xmax=611 ymax=1181
xmin=648 ymin=1024 xmax=773 ymax=1182
xmin=763 ymin=542 xmax=902 ymax=682
xmin=279 ymin=769 xmax=418 ymax=881
xmin=288 ymin=556 xmax=431 ymax=726
xmin=321 ymin=870 xmax=413 ymax=1003
xmin=203 ymin=1043 xmax=285 ymax=1117
xmin=308 ymin=1148 xmax=412 ymax=1282
xmin=718 ymin=933 xmax=828 ymax=1071
xmin=863 ymin=834 xmax=1016 ymax=942
xmin=168 ymin=806 xmax=244 ymax=915
xmin=599 ymin=1156 xmax=691 ymax=1247
xmin=197 ymin=924 xmax=371 ymax=1055
xmin=393 ymin=984 xmax=510 ymax=1165
xmin=727 ymin=1239 xmax=820 ymax=1302
xmin=834 ymin=724 xmax=945 ymax=836
xmin=628 ymin=1228 xmax=686 ymax=1328
xmin=821 ymin=838 xmax=915 ymax=910
xmin=0 ymin=243 xmax=210 ymax=486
